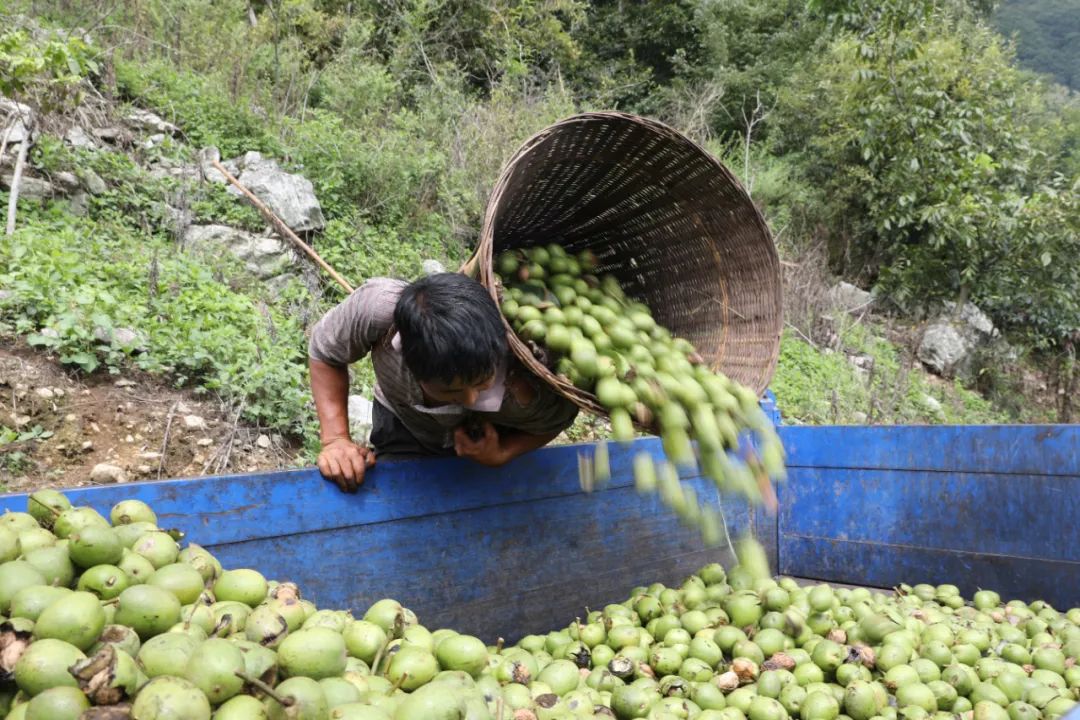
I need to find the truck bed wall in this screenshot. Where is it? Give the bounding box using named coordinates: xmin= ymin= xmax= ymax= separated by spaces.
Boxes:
xmin=1 ymin=425 xmax=1077 ymax=641
xmin=778 ymin=425 xmax=1079 ymax=609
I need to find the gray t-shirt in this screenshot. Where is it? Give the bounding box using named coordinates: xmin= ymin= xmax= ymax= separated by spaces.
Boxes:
xmin=308 ymin=277 xmax=579 ymax=453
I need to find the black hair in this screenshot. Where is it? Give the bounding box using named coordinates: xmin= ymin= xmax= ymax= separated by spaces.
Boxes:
xmin=394 ymin=273 xmax=508 ymax=384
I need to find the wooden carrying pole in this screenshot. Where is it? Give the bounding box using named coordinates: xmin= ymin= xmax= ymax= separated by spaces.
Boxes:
xmin=210 ymin=159 xmax=354 ymax=294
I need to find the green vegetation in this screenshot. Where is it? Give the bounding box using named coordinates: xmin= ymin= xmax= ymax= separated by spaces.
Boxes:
xmin=0 ymin=0 xmax=1076 ymax=454
xmin=0 ymin=26 xmax=95 ymax=110
xmin=0 ymin=212 xmax=313 ymax=427
xmin=771 ymin=329 xmax=1020 ymax=426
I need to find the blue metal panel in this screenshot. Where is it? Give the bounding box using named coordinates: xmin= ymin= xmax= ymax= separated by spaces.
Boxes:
xmin=7 ymin=420 xmax=1074 ymax=635
xmin=777 ymin=425 xmax=1080 ymax=609
xmin=209 ymin=477 xmax=746 ymax=641
xmin=0 ymin=437 xmax=758 ymax=642
xmin=778 ymin=425 xmax=1079 ymax=474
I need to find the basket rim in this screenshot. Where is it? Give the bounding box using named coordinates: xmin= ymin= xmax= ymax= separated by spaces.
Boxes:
xmin=463 ymin=111 xmax=783 ymax=419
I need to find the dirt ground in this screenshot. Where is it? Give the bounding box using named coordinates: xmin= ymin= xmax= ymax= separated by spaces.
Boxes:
xmin=0 ymin=344 xmax=306 ymax=495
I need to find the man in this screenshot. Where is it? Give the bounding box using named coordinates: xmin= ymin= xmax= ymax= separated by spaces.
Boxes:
xmin=308 ymin=272 xmax=579 ymax=492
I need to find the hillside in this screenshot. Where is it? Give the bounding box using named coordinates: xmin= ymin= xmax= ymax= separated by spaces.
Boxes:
xmin=995 ymin=0 xmax=1080 ymax=88
xmin=0 ymin=0 xmax=1076 ymax=489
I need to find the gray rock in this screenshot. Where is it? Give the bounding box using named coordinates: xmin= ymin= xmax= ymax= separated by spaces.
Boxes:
xmin=848 ymin=354 xmax=874 ymax=370
xmin=91 ymin=463 xmax=128 ymax=484
xmin=148 ymin=164 xmax=200 ymax=183
xmin=921 ymin=394 xmax=944 ymax=415
xmin=0 ymin=290 xmax=12 ymax=302
xmin=64 ymin=125 xmax=96 ymax=149
xmin=847 ymin=354 xmax=874 ymax=383
xmin=124 ymin=109 xmax=179 ymax=136
xmin=235 ymin=151 xmax=285 ymax=175
xmin=918 ymin=323 xmax=969 ymax=376
xmin=92 ymin=126 xmax=124 ymax=141
xmin=78 ymin=168 xmax=107 ymax=195
xmin=112 ymin=327 xmax=142 ymax=347
xmin=184 ymin=224 xmax=295 ymax=278
xmin=53 ymin=171 xmax=81 ymax=191
xmin=851 ymin=411 xmax=868 ymax=424
xmin=943 ymin=301 xmax=997 ymax=338
xmin=93 ymin=326 xmax=146 ymax=351
xmin=198 ymin=146 xmax=238 ymax=183
xmin=241 ymin=236 xmax=294 ymax=277
xmin=422 ymin=259 xmax=446 ymax=275
xmin=829 ymin=281 xmax=874 ymax=312
xmin=140 ymin=133 xmax=167 ymax=150
xmin=1 ymin=173 xmax=54 ymax=199
xmin=226 ymin=155 xmax=325 ymax=232
xmin=0 ymin=99 xmax=35 ymax=146
xmin=918 ymin=301 xmax=998 ymax=377
xmin=183 ymin=415 xmax=207 ymax=429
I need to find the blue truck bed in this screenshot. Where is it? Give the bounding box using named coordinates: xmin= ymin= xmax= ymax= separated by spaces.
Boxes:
xmin=1 ymin=424 xmax=1076 ymax=642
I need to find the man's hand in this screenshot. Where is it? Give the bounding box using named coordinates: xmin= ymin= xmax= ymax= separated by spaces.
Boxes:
xmin=317 ymin=437 xmax=375 ymax=493
xmin=454 ymin=421 xmax=509 ymax=467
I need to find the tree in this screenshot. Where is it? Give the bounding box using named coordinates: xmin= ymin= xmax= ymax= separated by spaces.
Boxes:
xmin=566 ymin=0 xmax=704 ymax=112
xmin=775 ymin=3 xmax=1077 ymax=350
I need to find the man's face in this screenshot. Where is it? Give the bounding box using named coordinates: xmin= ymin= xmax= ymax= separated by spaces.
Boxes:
xmin=419 ymin=374 xmax=496 ymax=407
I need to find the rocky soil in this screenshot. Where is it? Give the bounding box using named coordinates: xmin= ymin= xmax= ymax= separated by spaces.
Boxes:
xmin=0 ymin=344 xmax=304 ymax=494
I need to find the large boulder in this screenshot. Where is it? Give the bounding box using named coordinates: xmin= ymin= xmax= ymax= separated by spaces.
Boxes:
xmin=917 ymin=301 xmax=998 ymax=377
xmin=184 ymin=224 xmax=295 ymax=278
xmin=918 ymin=323 xmax=968 ymax=376
xmin=224 ymin=151 xmax=326 ymax=232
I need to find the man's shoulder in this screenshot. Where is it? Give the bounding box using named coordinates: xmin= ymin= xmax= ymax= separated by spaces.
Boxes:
xmin=347 ymin=277 xmax=407 ymax=317
xmin=359 ymin=277 xmax=408 ymax=299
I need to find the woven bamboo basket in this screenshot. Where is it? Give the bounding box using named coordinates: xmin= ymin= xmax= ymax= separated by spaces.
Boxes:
xmin=466 ymin=112 xmax=783 ymax=418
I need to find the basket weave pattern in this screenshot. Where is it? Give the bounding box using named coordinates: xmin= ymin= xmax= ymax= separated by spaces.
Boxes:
xmin=473 ymin=112 xmax=783 ymax=417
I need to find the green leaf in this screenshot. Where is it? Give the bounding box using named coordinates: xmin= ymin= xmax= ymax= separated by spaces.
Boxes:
xmin=62 ymin=351 xmax=100 ymax=372
xmin=26 ymin=332 xmax=58 ymax=348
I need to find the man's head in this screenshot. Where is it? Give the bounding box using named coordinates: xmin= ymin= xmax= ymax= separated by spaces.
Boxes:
xmin=394 ymin=273 xmax=508 ymax=405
